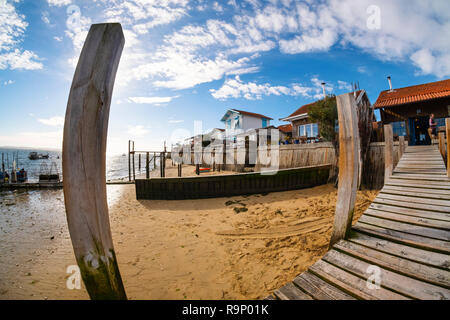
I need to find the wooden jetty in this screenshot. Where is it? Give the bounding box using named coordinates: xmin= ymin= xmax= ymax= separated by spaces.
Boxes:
xmin=267 ymin=105 xmax=450 ymax=300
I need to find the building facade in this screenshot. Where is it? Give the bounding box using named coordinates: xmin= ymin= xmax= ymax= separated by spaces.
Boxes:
xmin=374 ymin=79 xmax=450 ymax=145
xmin=220 ymin=109 xmax=273 ymax=137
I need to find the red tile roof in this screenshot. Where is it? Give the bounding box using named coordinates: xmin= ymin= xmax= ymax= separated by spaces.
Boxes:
xmin=285 ymin=101 xmax=316 ymax=118
xmin=277 ymin=124 xmax=292 ymax=133
xmin=230 ymin=109 xmax=273 ymax=120
xmin=374 ymin=79 xmax=450 ymax=108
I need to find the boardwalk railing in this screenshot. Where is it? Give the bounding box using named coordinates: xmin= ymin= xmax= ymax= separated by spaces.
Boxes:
xmin=268 ymin=94 xmax=450 ymax=300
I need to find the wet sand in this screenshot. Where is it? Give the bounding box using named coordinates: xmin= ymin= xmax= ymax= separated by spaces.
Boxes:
xmin=0 ymin=183 xmax=377 ymax=300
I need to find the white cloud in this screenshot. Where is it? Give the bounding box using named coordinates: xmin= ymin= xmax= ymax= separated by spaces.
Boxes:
xmin=128 ymin=96 xmax=178 ymax=104
xmin=0 ymin=0 xmax=43 ymax=70
xmin=47 ymin=0 xmax=71 ymax=6
xmin=337 ymin=80 xmax=352 ymax=91
xmin=3 ymin=80 xmax=15 ymax=86
xmin=357 ymin=66 xmax=367 ymax=74
xmin=168 ymin=119 xmax=184 ymax=124
xmin=38 ymin=116 xmax=65 ymax=127
xmin=0 ymin=49 xmax=43 ymax=70
xmin=41 ymin=11 xmax=51 ymax=25
xmin=210 ymin=75 xmax=346 ymax=100
xmin=127 ymin=125 xmax=150 ymax=137
xmin=54 ymin=36 xmax=63 ymax=42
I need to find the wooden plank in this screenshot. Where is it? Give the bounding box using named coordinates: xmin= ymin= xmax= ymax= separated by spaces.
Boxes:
xmin=329 ymin=93 xmax=360 ymax=247
xmin=380 ymin=188 xmax=450 ymax=201
xmin=385 ymin=179 xmax=450 ymax=189
xmin=353 ymin=223 xmax=450 ymax=254
xmin=333 ymin=240 xmax=450 ymax=288
xmin=364 ymin=208 xmax=450 ymax=230
xmin=382 ymin=185 xmax=450 ymax=197
xmin=369 ymin=203 xmax=450 ymax=222
xmin=391 ymin=174 xmax=450 ymax=181
xmin=309 ymin=258 xmax=409 ymax=300
xmin=62 ymin=23 xmax=127 ymax=300
xmin=384 ymin=124 xmax=393 ymax=181
xmin=358 ymin=215 xmax=450 ymax=241
xmin=376 ymin=193 xmax=450 ymax=210
xmin=372 ymin=197 xmax=450 ymax=214
xmin=349 ymin=231 xmax=450 ymax=270
xmin=273 ymin=282 xmax=313 ymax=300
xmin=293 ymin=271 xmax=355 ymax=300
xmin=322 ymin=249 xmax=450 ymax=300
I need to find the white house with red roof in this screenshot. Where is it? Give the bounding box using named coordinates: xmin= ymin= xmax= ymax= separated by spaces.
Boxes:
xmin=220 ymin=109 xmax=273 ymax=137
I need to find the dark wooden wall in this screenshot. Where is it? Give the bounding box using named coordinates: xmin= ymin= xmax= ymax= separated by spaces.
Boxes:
xmin=135 ymin=165 xmax=331 ymax=200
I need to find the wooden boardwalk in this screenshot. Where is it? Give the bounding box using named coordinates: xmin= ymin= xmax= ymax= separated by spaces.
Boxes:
xmin=267 ymin=145 xmax=450 ymax=300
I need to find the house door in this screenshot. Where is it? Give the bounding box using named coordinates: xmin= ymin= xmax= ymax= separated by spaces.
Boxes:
xmin=408 ymin=116 xmax=430 ymax=146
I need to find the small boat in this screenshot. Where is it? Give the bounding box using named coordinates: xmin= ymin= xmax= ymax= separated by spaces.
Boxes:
xmin=28 ymin=152 xmax=49 ymax=160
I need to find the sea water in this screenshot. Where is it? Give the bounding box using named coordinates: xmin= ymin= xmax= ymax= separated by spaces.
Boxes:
xmin=0 ymin=147 xmax=156 ymax=182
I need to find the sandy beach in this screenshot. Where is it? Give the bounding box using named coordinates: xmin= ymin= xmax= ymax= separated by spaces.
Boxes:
xmin=0 ymin=182 xmax=377 ymax=300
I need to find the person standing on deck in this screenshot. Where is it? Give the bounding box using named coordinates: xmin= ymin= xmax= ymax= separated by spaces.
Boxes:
xmin=428 ymin=113 xmax=437 ymax=144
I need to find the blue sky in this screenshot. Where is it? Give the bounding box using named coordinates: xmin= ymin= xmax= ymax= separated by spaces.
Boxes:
xmin=0 ymin=0 xmax=449 ymax=154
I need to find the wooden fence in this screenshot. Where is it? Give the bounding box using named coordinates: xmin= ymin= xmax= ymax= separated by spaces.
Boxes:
xmin=135 ymin=165 xmax=331 ymax=200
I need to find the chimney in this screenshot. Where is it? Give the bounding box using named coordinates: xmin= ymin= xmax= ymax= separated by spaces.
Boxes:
xmin=387 ymin=76 xmax=393 ymax=91
xmin=321 ymin=82 xmax=326 ymax=99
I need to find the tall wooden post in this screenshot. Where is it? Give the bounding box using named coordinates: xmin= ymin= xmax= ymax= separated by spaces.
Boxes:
xmin=132 ymin=141 xmax=135 ymax=180
xmin=399 ymin=136 xmax=405 ymax=159
xmin=62 ymin=23 xmax=127 ymax=299
xmin=138 ymin=153 xmax=141 ymax=171
xmin=128 ymin=140 xmax=131 ymax=181
xmin=178 ymin=164 xmax=182 ymax=177
xmin=446 ymin=118 xmax=450 ymax=177
xmin=439 ymin=132 xmax=445 ymax=158
xmin=329 ymin=93 xmax=360 ymax=247
xmin=146 ymin=152 xmax=149 ymax=179
xmin=384 ymin=124 xmax=394 ymax=182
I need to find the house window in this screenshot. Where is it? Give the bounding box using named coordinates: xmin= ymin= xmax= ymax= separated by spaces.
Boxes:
xmin=262 ymin=118 xmax=267 ymax=128
xmin=298 ymin=123 xmax=319 ymax=137
xmin=392 ymin=121 xmax=406 ymax=136
xmin=235 ymin=116 xmax=240 ymax=129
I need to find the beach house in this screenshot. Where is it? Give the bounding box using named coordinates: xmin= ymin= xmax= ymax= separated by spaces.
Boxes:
xmin=280 ymin=90 xmax=371 ymax=143
xmin=220 ymin=109 xmax=273 ymax=138
xmin=374 ymin=78 xmax=450 ymax=145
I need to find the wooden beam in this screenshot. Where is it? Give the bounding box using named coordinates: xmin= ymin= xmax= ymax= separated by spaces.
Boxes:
xmin=62 ymin=23 xmax=126 ymax=300
xmin=146 ymin=152 xmax=149 ymax=179
xmin=447 ymin=118 xmax=450 ymax=177
xmin=329 ymin=93 xmax=360 ymax=247
xmin=128 ymin=140 xmax=131 ymax=181
xmin=384 ymin=124 xmax=393 ymax=181
xmin=399 ymin=136 xmax=405 ymax=159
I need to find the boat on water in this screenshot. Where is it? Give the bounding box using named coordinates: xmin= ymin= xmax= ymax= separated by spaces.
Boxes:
xmin=28 ymin=152 xmax=49 ymax=160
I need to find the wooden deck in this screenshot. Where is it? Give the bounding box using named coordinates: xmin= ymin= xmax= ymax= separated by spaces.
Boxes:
xmin=267 ymin=145 xmax=450 ymax=300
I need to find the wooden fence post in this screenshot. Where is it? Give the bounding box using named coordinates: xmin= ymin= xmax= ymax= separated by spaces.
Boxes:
xmin=62 ymin=23 xmax=126 ymax=299
xmin=446 ymin=118 xmax=450 ymax=177
xmin=132 ymin=141 xmax=135 ymax=180
xmin=399 ymin=135 xmax=405 ymax=159
xmin=329 ymin=93 xmax=360 ymax=247
xmin=146 ymin=152 xmax=149 ymax=179
xmin=128 ymin=140 xmax=131 ymax=181
xmin=384 ymin=124 xmax=394 ymax=182
xmin=439 ymin=132 xmax=445 ymax=158
xmin=138 ymin=153 xmax=141 ymax=171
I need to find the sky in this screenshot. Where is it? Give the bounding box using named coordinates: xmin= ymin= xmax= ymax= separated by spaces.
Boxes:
xmin=0 ymin=0 xmax=449 ymax=155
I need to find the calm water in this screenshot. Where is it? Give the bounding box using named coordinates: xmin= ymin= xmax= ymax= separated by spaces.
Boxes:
xmin=0 ymin=147 xmax=157 ymax=182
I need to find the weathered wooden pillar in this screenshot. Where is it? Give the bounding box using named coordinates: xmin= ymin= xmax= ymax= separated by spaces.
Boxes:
xmin=138 ymin=153 xmax=141 ymax=171
xmin=384 ymin=124 xmax=394 ymax=181
xmin=132 ymin=141 xmax=135 ymax=180
xmin=62 ymin=23 xmax=126 ymax=299
xmin=446 ymin=119 xmax=450 ymax=177
xmin=398 ymin=136 xmax=405 ymax=159
xmin=329 ymin=93 xmax=360 ymax=247
xmin=439 ymin=132 xmax=445 ymax=158
xmin=162 ymin=152 xmax=166 ymax=177
xmin=196 ymin=164 xmax=200 ymax=175
xmin=146 ymin=152 xmax=149 ymax=179
xmin=178 ymin=164 xmax=182 ymax=177
xmin=128 ymin=140 xmax=131 ymax=181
